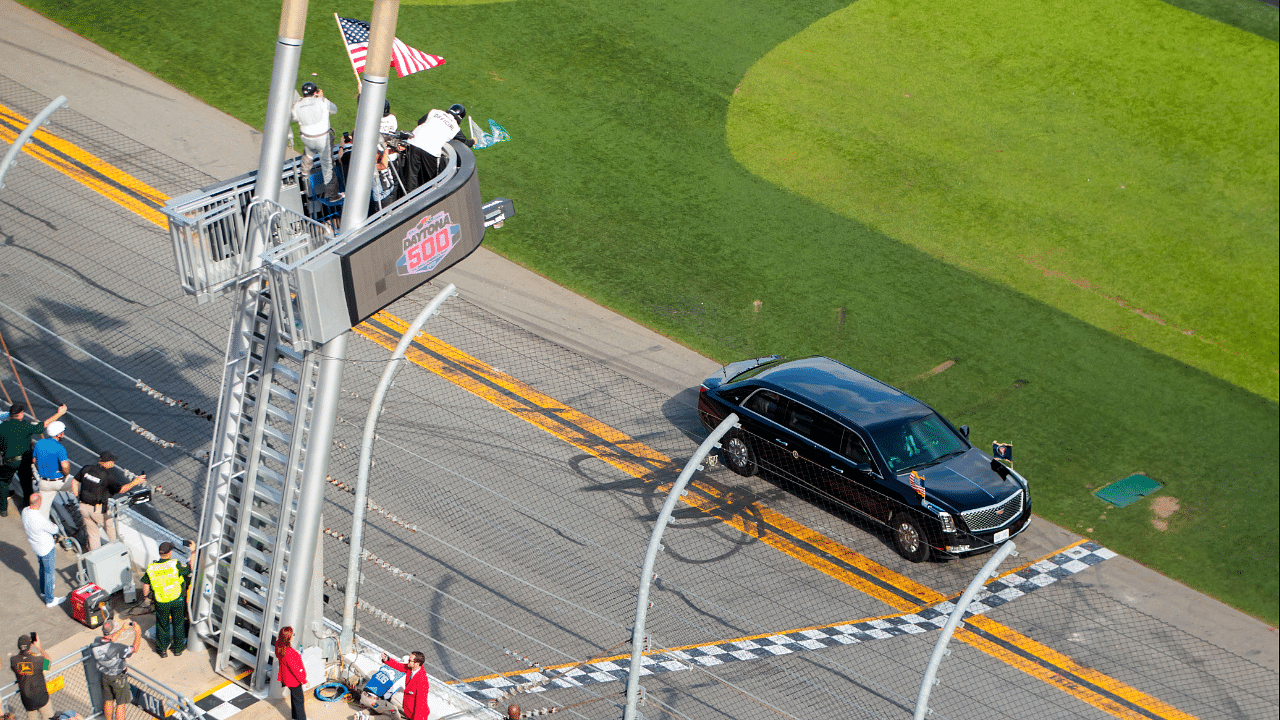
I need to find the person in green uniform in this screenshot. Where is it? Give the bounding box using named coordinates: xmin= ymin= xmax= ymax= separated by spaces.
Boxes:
xmin=0 ymin=403 xmax=66 ymax=517
xmin=141 ymin=540 xmax=193 ymax=657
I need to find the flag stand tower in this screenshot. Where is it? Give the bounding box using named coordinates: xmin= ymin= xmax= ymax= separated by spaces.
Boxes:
xmin=163 ymin=0 xmax=512 ymax=692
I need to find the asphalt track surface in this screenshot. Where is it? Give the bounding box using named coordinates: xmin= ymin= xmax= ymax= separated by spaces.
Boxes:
xmin=1 ymin=9 xmax=1277 ymax=720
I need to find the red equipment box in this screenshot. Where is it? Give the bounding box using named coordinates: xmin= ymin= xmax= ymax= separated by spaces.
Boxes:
xmin=70 ymin=583 xmax=108 ymax=628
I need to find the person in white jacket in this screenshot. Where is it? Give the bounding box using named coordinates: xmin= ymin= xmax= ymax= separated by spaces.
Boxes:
xmin=291 ymin=82 xmax=341 ymax=200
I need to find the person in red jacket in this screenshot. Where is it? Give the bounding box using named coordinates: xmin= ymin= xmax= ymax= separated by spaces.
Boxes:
xmin=275 ymin=627 xmax=307 ymax=720
xmin=381 ymin=651 xmax=429 ymax=720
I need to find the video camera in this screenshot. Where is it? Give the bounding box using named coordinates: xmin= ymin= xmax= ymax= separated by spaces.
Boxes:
xmin=381 ymin=130 xmax=415 ymax=148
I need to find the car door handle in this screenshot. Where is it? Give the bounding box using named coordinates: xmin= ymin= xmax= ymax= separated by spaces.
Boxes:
xmin=775 ymin=439 xmax=788 ymax=447
xmin=829 ymin=466 xmax=844 ymax=474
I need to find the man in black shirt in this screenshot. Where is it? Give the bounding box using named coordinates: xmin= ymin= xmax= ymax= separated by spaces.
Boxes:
xmin=10 ymin=633 xmax=50 ymax=720
xmin=72 ymin=451 xmax=145 ymax=551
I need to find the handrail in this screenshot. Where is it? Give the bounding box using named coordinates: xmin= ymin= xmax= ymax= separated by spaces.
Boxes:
xmin=126 ymin=665 xmax=205 ymax=720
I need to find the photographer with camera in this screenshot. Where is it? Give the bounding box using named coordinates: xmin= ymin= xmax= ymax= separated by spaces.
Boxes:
xmin=291 ymin=82 xmax=341 ymax=201
xmin=91 ymin=618 xmax=142 ymax=720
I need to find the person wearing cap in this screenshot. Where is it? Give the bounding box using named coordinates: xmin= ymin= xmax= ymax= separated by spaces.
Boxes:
xmin=141 ymin=540 xmax=193 ymax=657
xmin=91 ymin=617 xmax=140 ymax=720
xmin=32 ymin=421 xmax=71 ymax=520
xmin=291 ymin=82 xmax=341 ymax=201
xmin=22 ymin=493 xmax=64 ymax=606
xmin=72 ymin=451 xmax=145 ymax=551
xmin=11 ymin=633 xmax=51 ymax=720
xmin=0 ymin=402 xmax=66 ymax=517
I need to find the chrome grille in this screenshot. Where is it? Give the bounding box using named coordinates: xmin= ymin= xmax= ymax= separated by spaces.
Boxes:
xmin=962 ymin=491 xmax=1024 ymax=532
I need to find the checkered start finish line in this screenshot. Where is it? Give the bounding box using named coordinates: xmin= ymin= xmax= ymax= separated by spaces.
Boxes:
xmin=452 ymin=541 xmax=1117 ymax=700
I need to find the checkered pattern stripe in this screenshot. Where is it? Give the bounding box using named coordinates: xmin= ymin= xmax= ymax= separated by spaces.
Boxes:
xmin=192 ymin=682 xmax=260 ymax=720
xmin=452 ymin=542 xmax=1116 ymax=700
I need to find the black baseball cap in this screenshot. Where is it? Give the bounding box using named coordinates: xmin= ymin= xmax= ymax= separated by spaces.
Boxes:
xmin=98 ymin=451 xmax=117 ymax=463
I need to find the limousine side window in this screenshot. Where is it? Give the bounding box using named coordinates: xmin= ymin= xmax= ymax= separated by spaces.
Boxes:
xmin=788 ymin=403 xmax=843 ymax=451
xmin=840 ymin=432 xmax=872 ymax=466
xmin=743 ymin=389 xmax=789 ymax=423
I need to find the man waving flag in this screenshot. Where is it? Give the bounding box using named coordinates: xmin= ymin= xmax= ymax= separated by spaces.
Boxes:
xmin=337 ymin=15 xmax=445 ymax=79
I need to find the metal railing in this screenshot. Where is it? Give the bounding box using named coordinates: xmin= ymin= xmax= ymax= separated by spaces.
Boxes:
xmin=256 ymin=200 xmax=339 ymax=349
xmin=163 ymin=162 xmax=302 ymax=302
xmin=1 ymin=646 xmax=201 ymax=720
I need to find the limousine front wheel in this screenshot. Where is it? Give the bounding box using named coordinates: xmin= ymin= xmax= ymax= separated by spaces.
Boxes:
xmin=892 ymin=512 xmax=931 ymax=563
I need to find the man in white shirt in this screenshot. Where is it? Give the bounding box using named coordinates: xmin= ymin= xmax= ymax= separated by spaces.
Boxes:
xmin=291 ymin=82 xmax=341 ymax=200
xmin=21 ymin=493 xmax=63 ymax=607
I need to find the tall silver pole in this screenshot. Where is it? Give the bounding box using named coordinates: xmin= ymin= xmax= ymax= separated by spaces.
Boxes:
xmin=623 ymin=414 xmax=739 ymax=720
xmin=278 ymin=0 xmax=401 ymax=649
xmin=913 ymin=540 xmax=1017 ymax=720
xmin=192 ymin=0 xmax=308 ymax=648
xmin=339 ymin=284 xmax=457 ymax=654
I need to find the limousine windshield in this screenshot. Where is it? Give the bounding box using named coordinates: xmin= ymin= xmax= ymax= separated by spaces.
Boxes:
xmin=869 ymin=414 xmax=967 ymax=473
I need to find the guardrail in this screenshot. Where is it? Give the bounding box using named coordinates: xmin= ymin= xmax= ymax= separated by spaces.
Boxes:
xmin=163 ymin=161 xmax=304 ymax=302
xmin=2 ymin=645 xmax=201 ymax=720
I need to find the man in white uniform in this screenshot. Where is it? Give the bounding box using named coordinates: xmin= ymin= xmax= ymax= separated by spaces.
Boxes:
xmin=291 ymin=82 xmax=341 ymax=200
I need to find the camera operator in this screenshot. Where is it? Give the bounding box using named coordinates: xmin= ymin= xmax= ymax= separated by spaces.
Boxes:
xmin=91 ymin=618 xmax=142 ymax=720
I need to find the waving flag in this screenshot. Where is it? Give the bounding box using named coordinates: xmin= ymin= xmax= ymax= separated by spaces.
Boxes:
xmin=337 ymin=16 xmax=445 ymax=78
xmin=993 ymin=442 xmax=1013 ymax=462
xmin=909 ymin=470 xmax=927 ymax=498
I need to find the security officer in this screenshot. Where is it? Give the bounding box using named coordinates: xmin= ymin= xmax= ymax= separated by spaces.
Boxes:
xmin=72 ymin=451 xmax=145 ymax=551
xmin=141 ymin=540 xmax=193 ymax=657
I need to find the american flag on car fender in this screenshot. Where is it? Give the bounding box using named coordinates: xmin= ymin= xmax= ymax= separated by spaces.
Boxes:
xmin=909 ymin=470 xmax=926 ymax=498
xmin=337 ymin=16 xmax=445 ymax=78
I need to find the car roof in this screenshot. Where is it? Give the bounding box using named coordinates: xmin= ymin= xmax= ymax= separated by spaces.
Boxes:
xmin=739 ymin=356 xmax=929 ymax=428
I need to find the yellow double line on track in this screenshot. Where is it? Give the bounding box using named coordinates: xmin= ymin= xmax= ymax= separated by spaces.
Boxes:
xmin=0 ymin=101 xmax=1197 ymax=720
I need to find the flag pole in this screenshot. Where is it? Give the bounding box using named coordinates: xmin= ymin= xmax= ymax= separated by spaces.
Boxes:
xmin=334 ymin=13 xmax=363 ymax=95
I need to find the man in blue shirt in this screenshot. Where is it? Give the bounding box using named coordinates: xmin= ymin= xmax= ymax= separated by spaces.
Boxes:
xmin=0 ymin=402 xmax=66 ymax=517
xmin=32 ymin=421 xmax=70 ymax=520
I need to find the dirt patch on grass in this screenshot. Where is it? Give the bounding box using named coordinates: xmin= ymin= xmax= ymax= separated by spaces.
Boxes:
xmin=1150 ymin=495 xmax=1180 ymax=531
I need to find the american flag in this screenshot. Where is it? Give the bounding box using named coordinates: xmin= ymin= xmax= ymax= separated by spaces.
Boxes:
xmin=909 ymin=470 xmax=927 ymax=498
xmin=337 ymin=16 xmax=445 ymax=78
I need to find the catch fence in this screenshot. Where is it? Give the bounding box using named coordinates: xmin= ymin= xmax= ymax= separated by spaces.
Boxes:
xmin=2 ymin=75 xmax=1277 ymax=720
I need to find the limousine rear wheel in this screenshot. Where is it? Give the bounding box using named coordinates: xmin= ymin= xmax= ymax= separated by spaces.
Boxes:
xmin=721 ymin=432 xmax=757 ymax=477
xmin=891 ymin=512 xmax=931 ymax=563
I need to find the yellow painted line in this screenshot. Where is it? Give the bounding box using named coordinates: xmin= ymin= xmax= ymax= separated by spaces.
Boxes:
xmin=358 ymin=315 xmax=936 ymax=611
xmin=22 ymin=109 xmax=1197 ymax=720
xmin=190 ymin=667 xmax=254 ymax=703
xmin=994 ymin=538 xmax=1090 ymax=581
xmin=0 ymin=103 xmax=168 ymax=227
xmin=961 ymin=616 xmax=1198 ymax=720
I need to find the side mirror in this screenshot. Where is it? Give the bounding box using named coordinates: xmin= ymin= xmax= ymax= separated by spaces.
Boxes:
xmin=854 ymin=463 xmax=877 ymax=477
xmin=960 ymin=424 xmax=970 ymax=438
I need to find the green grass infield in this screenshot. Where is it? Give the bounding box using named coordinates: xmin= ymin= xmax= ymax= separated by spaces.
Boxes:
xmin=16 ymin=0 xmax=1278 ymax=623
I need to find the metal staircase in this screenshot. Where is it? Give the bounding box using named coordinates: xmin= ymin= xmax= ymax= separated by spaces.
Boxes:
xmin=164 ymin=176 xmax=333 ymax=689
xmin=204 ymin=283 xmax=319 ymax=683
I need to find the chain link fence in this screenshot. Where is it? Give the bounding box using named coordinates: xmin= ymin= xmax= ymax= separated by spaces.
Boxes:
xmin=3 ymin=75 xmax=1277 ymax=720
xmin=2 ymin=646 xmax=199 ymax=720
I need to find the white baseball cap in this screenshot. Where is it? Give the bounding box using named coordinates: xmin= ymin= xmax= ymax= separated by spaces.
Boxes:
xmin=47 ymin=421 xmax=65 ymax=437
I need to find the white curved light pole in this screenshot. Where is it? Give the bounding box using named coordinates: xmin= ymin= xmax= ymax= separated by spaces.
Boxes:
xmin=623 ymin=414 xmax=740 ymax=720
xmin=913 ymin=540 xmax=1017 ymax=720
xmin=339 ymin=283 xmax=457 ymax=653
xmin=0 ymin=95 xmax=66 ymax=190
